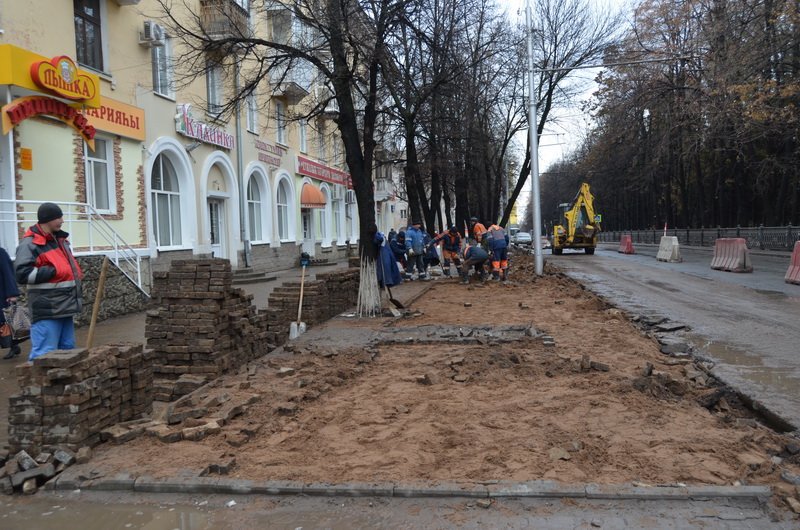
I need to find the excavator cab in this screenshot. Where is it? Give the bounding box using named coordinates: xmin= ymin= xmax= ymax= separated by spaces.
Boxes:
xmin=552 ymin=183 xmax=601 ymax=255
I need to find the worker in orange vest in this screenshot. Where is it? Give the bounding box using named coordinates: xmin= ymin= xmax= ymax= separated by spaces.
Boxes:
xmin=485 ymin=223 xmax=509 ymax=281
xmin=469 ymin=217 xmax=487 ymax=244
xmin=430 ymin=225 xmax=462 ymax=277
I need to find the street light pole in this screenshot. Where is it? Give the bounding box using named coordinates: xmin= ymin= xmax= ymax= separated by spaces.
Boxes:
xmin=525 ymin=0 xmax=543 ymax=275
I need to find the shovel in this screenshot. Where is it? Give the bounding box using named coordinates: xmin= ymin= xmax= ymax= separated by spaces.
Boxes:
xmin=378 ymin=255 xmax=404 ymax=313
xmin=289 ymin=264 xmax=307 ymax=339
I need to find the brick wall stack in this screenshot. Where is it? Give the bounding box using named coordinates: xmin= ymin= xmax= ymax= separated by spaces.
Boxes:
xmin=8 ymin=344 xmax=153 ymax=455
xmin=265 ymin=268 xmax=360 ymax=346
xmin=146 ymin=259 xmax=272 ymax=402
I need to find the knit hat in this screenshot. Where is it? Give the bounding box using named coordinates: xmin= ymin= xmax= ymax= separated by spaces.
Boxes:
xmin=37 ymin=202 xmax=63 ymax=224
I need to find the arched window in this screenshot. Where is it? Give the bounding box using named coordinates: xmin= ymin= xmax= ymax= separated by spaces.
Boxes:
xmin=277 ymin=179 xmax=290 ymax=241
xmin=247 ymin=177 xmax=263 ymax=241
xmin=320 ymin=186 xmax=332 ymax=246
xmin=151 ymin=154 xmax=181 ymax=247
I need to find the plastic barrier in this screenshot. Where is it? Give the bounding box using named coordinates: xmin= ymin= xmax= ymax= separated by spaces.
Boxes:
xmin=618 ymin=234 xmax=635 ymax=254
xmin=656 ymin=236 xmax=682 ymax=263
xmin=785 ymin=241 xmax=800 ymax=285
xmin=710 ymin=238 xmax=753 ymax=273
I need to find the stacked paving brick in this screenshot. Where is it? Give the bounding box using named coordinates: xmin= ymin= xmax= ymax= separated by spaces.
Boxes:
xmin=8 ymin=344 xmax=153 ymax=455
xmin=146 ymin=259 xmax=272 ymax=402
xmin=266 ymin=269 xmax=360 ymax=345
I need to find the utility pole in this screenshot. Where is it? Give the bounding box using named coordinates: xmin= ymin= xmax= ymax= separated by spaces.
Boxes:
xmin=525 ymin=0 xmax=543 ymax=275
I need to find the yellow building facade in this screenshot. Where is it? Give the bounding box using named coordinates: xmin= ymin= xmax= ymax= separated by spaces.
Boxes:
xmin=0 ymin=0 xmax=357 ymax=279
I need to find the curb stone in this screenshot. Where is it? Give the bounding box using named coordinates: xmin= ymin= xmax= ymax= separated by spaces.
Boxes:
xmin=488 ymin=481 xmax=586 ymax=498
xmin=47 ymin=474 xmax=773 ymax=501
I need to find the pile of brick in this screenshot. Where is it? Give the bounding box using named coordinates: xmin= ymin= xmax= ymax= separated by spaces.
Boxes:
xmin=265 ymin=269 xmax=359 ymax=344
xmin=146 ymin=259 xmax=272 ymax=402
xmin=7 ymin=344 xmax=153 ymax=456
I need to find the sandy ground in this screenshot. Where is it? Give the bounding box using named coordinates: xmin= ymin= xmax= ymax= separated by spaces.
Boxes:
xmin=85 ymin=256 xmax=800 ymax=506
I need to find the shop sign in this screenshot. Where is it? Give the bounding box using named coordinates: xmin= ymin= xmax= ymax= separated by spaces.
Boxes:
xmin=1 ymin=96 xmax=96 ymax=150
xmin=83 ymin=97 xmax=145 ymax=141
xmin=175 ymin=104 xmax=234 ymax=150
xmin=30 ymin=55 xmax=98 ymax=102
xmin=254 ymin=139 xmax=286 ymax=168
xmin=297 ymin=155 xmax=352 ymax=188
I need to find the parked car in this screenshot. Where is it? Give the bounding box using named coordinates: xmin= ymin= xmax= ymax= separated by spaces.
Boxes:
xmin=513 ymin=232 xmax=532 ymax=245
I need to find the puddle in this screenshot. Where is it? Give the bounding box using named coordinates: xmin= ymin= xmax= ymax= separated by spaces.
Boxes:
xmin=698 ymin=340 xmax=800 ymax=408
xmin=0 ymin=498 xmax=210 ymax=530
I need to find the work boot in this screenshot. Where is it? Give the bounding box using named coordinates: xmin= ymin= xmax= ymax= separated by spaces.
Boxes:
xmin=3 ymin=344 xmax=20 ymax=360
xmin=492 ymin=271 xmax=500 ymax=281
xmin=461 ymin=275 xmax=469 ymax=285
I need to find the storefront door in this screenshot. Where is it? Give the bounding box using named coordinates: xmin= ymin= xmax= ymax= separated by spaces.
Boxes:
xmin=0 ymin=127 xmax=16 ymax=253
xmin=208 ymin=199 xmax=226 ymax=259
xmin=301 ymin=209 xmax=315 ymax=256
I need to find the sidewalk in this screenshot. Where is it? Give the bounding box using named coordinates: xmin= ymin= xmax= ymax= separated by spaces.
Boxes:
xmin=0 ymin=259 xmax=435 ymax=447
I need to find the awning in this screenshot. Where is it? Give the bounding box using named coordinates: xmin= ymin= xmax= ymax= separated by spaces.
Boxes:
xmin=300 ymin=183 xmax=327 ymax=209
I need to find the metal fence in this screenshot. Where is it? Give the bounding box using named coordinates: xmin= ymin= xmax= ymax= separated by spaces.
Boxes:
xmin=598 ymin=225 xmax=800 ymax=251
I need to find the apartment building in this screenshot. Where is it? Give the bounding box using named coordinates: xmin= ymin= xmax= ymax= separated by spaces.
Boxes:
xmin=0 ymin=0 xmax=360 ymax=285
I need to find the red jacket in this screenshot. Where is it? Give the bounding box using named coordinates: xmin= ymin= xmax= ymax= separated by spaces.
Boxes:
xmin=15 ymin=225 xmax=84 ymax=322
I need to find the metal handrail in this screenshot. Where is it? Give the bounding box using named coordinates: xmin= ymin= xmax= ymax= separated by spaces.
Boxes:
xmin=598 ymin=225 xmax=799 ymax=252
xmin=0 ymin=200 xmax=149 ymax=296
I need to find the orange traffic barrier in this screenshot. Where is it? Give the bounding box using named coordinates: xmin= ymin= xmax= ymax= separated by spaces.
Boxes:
xmin=618 ymin=234 xmax=635 ymax=254
xmin=710 ymin=238 xmax=753 ymax=273
xmin=785 ymin=241 xmax=800 ymax=285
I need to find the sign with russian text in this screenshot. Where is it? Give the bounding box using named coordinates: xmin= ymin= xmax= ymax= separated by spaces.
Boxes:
xmin=83 ymin=97 xmax=145 ymax=141
xmin=175 ymin=104 xmax=234 ymax=150
xmin=1 ymin=96 xmax=95 ymax=150
xmin=30 ymin=55 xmax=98 ymax=102
xmin=254 ymin=139 xmax=286 ymax=168
xmin=296 ymin=155 xmax=352 ymax=188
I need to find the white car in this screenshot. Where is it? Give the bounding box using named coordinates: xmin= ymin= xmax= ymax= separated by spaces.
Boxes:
xmin=514 ymin=232 xmax=532 ymax=245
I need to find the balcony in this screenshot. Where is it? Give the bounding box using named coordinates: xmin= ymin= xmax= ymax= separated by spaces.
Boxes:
xmin=200 ymin=0 xmax=250 ymax=39
xmin=374 ymin=178 xmax=392 ymax=202
xmin=270 ymin=64 xmax=312 ymax=105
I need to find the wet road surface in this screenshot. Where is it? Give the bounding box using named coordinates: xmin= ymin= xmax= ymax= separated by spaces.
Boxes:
xmin=1 ymin=490 xmax=793 ymax=529
xmin=550 ymin=245 xmax=800 ymax=430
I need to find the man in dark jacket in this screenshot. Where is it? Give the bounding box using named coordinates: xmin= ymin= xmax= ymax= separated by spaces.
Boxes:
xmin=430 ymin=226 xmax=462 ymax=276
xmin=15 ymin=203 xmax=83 ymax=361
xmin=460 ymin=243 xmax=489 ymax=284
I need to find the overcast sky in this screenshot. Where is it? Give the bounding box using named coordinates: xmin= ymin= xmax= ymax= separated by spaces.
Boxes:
xmin=502 ymin=0 xmax=634 ymax=224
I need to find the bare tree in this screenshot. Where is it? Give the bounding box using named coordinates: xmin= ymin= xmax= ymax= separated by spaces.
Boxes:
xmin=152 ymin=0 xmax=411 ymax=313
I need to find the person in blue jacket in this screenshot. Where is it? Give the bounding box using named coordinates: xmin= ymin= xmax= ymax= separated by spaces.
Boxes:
xmin=370 ymin=224 xmax=402 ymax=288
xmin=404 ymin=220 xmax=427 ymax=280
xmin=461 ymin=243 xmax=489 ymax=284
xmin=0 ymin=246 xmax=21 ymax=359
xmin=389 ymin=231 xmax=407 ymax=271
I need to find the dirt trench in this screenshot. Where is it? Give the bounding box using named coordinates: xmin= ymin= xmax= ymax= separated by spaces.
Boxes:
xmin=86 ymin=256 xmax=800 ymax=504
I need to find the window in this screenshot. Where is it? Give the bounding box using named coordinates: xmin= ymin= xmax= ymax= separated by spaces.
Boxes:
xmin=207 ymin=64 xmax=223 ymax=116
xmin=400 ymin=209 xmax=407 ymax=219
xmin=317 ymin=127 xmax=327 ymax=163
xmin=320 ymin=188 xmax=330 ymax=244
xmin=247 ymin=177 xmax=263 ymax=241
xmin=333 ymin=198 xmax=341 ymax=241
xmin=74 ymin=0 xmax=104 ymax=71
xmin=299 ymin=119 xmax=308 ymax=153
xmin=277 ymin=179 xmax=290 ymax=240
xmin=333 ymin=140 xmax=342 ymax=166
xmin=152 ymin=38 xmax=174 ymax=98
xmin=275 ymin=101 xmax=286 ymax=144
xmin=234 ymin=0 xmax=249 ymax=10
xmin=85 ymin=137 xmax=115 ymax=213
xmin=246 ymin=94 xmax=258 ymax=133
xmin=151 ymin=154 xmax=182 ymax=247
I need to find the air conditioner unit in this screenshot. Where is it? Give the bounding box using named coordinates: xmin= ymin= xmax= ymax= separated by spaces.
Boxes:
xmin=140 ymin=21 xmax=166 ymax=47
xmin=345 ymin=190 xmax=357 ymax=204
xmin=331 ymin=186 xmax=344 ymax=201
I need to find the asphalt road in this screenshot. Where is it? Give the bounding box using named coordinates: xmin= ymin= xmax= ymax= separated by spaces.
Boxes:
xmin=548 ymin=244 xmax=800 ymax=431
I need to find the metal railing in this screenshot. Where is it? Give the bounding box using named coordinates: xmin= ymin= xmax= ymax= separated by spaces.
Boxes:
xmin=599 ymin=225 xmax=800 ymax=251
xmin=0 ymin=200 xmax=149 ymax=295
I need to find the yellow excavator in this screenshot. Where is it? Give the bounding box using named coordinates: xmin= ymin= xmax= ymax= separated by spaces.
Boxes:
xmin=552 ymin=183 xmax=602 ymax=255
